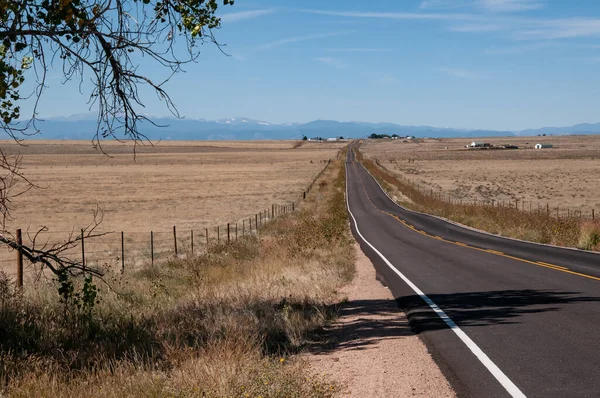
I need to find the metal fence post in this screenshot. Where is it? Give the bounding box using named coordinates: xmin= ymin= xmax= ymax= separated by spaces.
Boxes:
xmin=151 ymin=231 xmax=154 ymax=266
xmin=227 ymin=223 xmax=230 ymax=244
xmin=173 ymin=226 xmax=178 ymax=256
xmin=191 ymin=230 xmax=194 ymax=256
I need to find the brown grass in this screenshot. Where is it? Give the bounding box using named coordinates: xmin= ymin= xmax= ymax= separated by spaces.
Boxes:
xmin=0 ymin=153 xmax=353 ymax=396
xmin=361 ymin=135 xmax=600 ymax=214
xmin=358 ymin=149 xmax=600 ymax=251
xmin=0 ymin=140 xmax=345 ymax=273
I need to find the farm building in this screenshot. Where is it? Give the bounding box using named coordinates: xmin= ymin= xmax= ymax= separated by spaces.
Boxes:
xmin=535 ymin=143 xmax=553 ymax=149
xmin=469 ymin=141 xmax=491 ymax=148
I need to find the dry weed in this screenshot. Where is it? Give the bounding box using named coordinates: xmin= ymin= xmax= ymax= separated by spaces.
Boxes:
xmin=0 ymin=157 xmax=353 ymax=396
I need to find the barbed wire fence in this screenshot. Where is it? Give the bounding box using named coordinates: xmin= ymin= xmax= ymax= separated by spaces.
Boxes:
xmin=373 ymin=158 xmax=597 ymax=221
xmin=2 ymin=158 xmax=336 ymax=290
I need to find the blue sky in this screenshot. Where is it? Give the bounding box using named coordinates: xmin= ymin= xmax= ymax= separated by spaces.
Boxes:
xmin=31 ymin=0 xmax=600 ymax=130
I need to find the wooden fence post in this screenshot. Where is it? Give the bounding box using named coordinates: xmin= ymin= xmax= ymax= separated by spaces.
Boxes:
xmin=303 ymin=191 xmax=306 ymax=200
xmin=191 ymin=230 xmax=194 ymax=256
xmin=217 ymin=226 xmax=220 ymax=244
xmin=206 ymin=228 xmax=209 ymax=248
xmin=80 ymin=228 xmax=85 ymax=269
xmin=243 ymin=219 xmax=245 ymax=236
xmin=121 ymin=231 xmax=125 ymax=273
xmin=227 ymin=223 xmax=230 ymax=244
xmin=292 ymin=202 xmax=295 ymax=211
xmin=16 ymin=228 xmax=23 ymax=289
xmin=173 ymin=226 xmax=178 ymax=256
xmin=256 ymin=213 xmax=258 ymax=228
xmin=151 ymin=231 xmax=154 ymax=266
xmin=593 ymin=209 xmax=595 ymax=220
xmin=272 ymin=204 xmax=275 ymax=219
xmin=235 ymin=223 xmax=238 ymax=240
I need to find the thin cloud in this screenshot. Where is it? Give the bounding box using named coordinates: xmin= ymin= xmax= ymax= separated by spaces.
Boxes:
xmin=316 ymin=57 xmax=350 ymax=69
xmin=484 ymin=41 xmax=554 ymax=54
xmin=435 ymin=67 xmax=485 ymax=79
xmin=478 ymin=0 xmax=544 ymax=13
xmin=516 ymin=18 xmax=600 ymax=40
xmin=420 ymin=0 xmax=544 ymax=12
xmin=257 ymin=32 xmax=351 ymax=50
xmin=450 ymin=23 xmax=506 ymax=32
xmin=301 ymin=9 xmax=480 ymax=22
xmin=220 ymin=9 xmax=274 ymax=23
xmin=326 ymin=48 xmax=393 ymax=53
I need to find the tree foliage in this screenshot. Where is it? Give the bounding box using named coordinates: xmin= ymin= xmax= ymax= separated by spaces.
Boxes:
xmin=0 ymin=0 xmax=233 ymax=144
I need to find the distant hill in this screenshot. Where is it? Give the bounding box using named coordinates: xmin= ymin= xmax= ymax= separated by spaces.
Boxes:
xmin=5 ymin=114 xmax=600 ymax=140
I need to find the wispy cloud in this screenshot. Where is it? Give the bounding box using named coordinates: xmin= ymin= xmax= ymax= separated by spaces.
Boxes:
xmin=484 ymin=41 xmax=554 ymax=54
xmin=326 ymin=48 xmax=393 ymax=53
xmin=257 ymin=32 xmax=350 ymax=50
xmin=220 ymin=9 xmax=274 ymax=23
xmin=449 ymin=23 xmax=506 ymax=32
xmin=316 ymin=57 xmax=350 ymax=69
xmin=478 ymin=0 xmax=544 ymax=13
xmin=435 ymin=67 xmax=485 ymax=79
xmin=301 ymin=9 xmax=480 ymax=22
xmin=516 ymin=18 xmax=600 ymax=40
xmin=419 ymin=0 xmax=544 ymax=13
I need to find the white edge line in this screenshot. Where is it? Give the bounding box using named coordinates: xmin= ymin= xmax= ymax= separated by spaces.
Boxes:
xmin=345 ymin=156 xmax=527 ymax=398
xmin=357 ymin=153 xmax=600 ymax=257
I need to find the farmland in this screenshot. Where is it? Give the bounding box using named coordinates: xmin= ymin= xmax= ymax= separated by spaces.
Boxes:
xmin=0 ymin=140 xmax=345 ymax=274
xmin=361 ymin=135 xmax=600 ymax=214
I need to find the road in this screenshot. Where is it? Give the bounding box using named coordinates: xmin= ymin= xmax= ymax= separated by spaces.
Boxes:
xmin=345 ymin=148 xmax=600 ymax=397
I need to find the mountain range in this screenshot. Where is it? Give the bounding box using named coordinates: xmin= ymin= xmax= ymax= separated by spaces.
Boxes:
xmin=6 ymin=113 xmax=600 ymax=140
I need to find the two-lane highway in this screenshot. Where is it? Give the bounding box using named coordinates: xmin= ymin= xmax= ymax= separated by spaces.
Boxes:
xmin=345 ymin=148 xmax=600 ymax=397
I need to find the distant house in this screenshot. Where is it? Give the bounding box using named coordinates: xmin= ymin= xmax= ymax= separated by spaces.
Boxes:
xmin=535 ymin=143 xmax=553 ymax=149
xmin=326 ymin=137 xmax=338 ymax=142
xmin=469 ymin=141 xmax=491 ymax=148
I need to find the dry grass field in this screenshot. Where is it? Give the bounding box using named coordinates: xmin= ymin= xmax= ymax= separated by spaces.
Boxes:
xmin=361 ymin=135 xmax=600 ymax=215
xmin=0 ymin=153 xmax=355 ymax=397
xmin=0 ymin=140 xmax=345 ymax=274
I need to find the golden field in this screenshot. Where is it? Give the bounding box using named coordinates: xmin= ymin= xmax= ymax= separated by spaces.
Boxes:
xmin=361 ymin=135 xmax=600 ymax=215
xmin=0 ymin=140 xmax=345 ymax=273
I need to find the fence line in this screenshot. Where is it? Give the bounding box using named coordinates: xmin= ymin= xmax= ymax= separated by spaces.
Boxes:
xmin=3 ymin=159 xmax=334 ymax=289
xmin=373 ymin=158 xmax=597 ymax=221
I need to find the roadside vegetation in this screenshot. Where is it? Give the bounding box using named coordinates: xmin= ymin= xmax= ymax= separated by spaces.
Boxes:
xmin=356 ymin=148 xmax=600 ymax=252
xmin=0 ymin=156 xmax=354 ymax=397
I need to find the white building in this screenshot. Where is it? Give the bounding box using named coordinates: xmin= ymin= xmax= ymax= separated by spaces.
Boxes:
xmin=469 ymin=141 xmax=491 ymax=148
xmin=535 ymin=143 xmax=553 ymax=149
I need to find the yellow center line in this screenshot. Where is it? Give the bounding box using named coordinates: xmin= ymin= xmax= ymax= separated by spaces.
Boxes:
xmin=350 ymin=160 xmax=600 ymax=283
xmin=538 ymin=262 xmax=569 ymax=270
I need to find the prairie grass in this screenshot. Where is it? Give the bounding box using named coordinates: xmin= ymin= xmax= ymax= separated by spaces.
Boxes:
xmin=358 ymin=150 xmax=600 ymax=251
xmin=0 ymin=156 xmax=353 ymax=397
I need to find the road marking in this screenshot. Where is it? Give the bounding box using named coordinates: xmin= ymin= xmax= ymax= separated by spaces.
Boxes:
xmin=345 ymin=160 xmax=527 ymax=398
xmin=455 ymin=241 xmax=468 ymax=247
xmin=353 ymin=160 xmax=600 ymax=283
xmin=538 ymin=261 xmax=568 ymax=270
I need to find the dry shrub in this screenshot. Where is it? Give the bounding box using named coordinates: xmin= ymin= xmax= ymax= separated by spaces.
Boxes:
xmin=578 ymin=221 xmax=600 ymax=251
xmin=0 ymin=158 xmax=352 ymax=397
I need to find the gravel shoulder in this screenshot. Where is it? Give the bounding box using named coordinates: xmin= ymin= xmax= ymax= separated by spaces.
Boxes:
xmin=306 ymin=243 xmax=455 ymax=397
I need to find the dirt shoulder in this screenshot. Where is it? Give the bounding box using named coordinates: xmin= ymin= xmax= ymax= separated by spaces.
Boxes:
xmin=306 ymin=243 xmax=455 ymax=397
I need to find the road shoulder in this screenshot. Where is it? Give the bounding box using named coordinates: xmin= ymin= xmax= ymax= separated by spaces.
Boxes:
xmin=306 ymin=243 xmax=455 ymax=397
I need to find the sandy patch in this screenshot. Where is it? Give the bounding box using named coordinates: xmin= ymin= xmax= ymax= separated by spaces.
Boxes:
xmin=307 ymin=243 xmax=455 ymax=397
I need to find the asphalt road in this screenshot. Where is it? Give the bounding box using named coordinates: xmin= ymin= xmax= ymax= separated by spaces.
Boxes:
xmin=345 ymin=148 xmax=600 ymax=398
